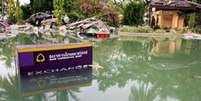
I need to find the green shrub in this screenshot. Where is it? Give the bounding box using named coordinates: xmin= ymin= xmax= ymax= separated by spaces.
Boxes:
xmin=155 ymin=29 xmax=166 ymax=33
xmin=120 ymin=26 xmax=138 ymax=32
xmin=7 ymin=16 xmax=16 ymax=24
xmin=120 ymin=25 xmax=153 ymax=33
xmin=183 ymin=27 xmax=189 ymax=33
xmin=137 ymin=26 xmax=153 ymax=33
xmin=21 ymin=4 xmax=32 ymax=20
xmin=68 ymin=11 xmax=85 ymax=22
xmin=123 ymin=1 xmax=145 ymax=26
xmin=101 ymin=12 xmax=120 ymax=27
xmin=193 ymin=26 xmax=201 ymax=34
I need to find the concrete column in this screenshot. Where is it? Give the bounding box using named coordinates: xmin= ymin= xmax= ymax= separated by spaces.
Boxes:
xmin=178 ymin=16 xmax=184 ymax=29
xmin=159 ymin=11 xmax=163 ymax=28
xmin=172 ymin=11 xmax=179 ymax=28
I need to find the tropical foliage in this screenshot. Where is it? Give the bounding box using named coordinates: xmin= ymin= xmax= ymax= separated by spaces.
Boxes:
xmin=188 ymin=0 xmax=201 ymax=28
xmin=7 ymin=0 xmax=23 ymax=24
xmin=21 ymin=4 xmax=32 ymax=20
xmin=15 ymin=0 xmax=23 ymax=24
xmin=123 ymin=1 xmax=145 ymax=26
xmin=53 ymin=0 xmax=65 ymax=24
xmin=30 ymin=0 xmax=53 ymax=13
xmin=7 ymin=0 xmax=17 ymax=24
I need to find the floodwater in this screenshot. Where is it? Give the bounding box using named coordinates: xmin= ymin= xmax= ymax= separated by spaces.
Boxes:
xmin=0 ymin=35 xmax=201 ymax=101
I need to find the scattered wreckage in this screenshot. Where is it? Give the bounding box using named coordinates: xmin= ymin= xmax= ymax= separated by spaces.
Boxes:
xmin=26 ymin=12 xmax=54 ymax=26
xmin=0 ymin=20 xmax=10 ymax=34
xmin=0 ymin=14 xmax=117 ymax=41
xmin=66 ymin=17 xmax=116 ymax=40
xmin=0 ymin=20 xmax=17 ymax=39
xmin=32 ymin=17 xmax=116 ymax=41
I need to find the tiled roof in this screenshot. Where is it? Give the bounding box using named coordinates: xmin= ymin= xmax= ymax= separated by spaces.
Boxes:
xmin=150 ymin=0 xmax=201 ymax=11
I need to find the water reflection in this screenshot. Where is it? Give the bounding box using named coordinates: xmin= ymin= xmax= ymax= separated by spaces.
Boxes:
xmin=0 ymin=73 xmax=92 ymax=101
xmin=129 ymin=81 xmax=155 ymax=101
xmin=20 ymin=73 xmax=92 ymax=96
xmin=0 ymin=34 xmax=39 ymax=79
xmin=0 ymin=74 xmax=92 ymax=101
xmin=0 ymin=36 xmax=201 ymax=101
xmin=94 ymin=37 xmax=201 ymax=101
xmin=149 ymin=39 xmax=182 ymax=56
xmin=0 ymin=34 xmax=38 ymax=67
xmin=20 ymin=73 xmax=92 ymax=101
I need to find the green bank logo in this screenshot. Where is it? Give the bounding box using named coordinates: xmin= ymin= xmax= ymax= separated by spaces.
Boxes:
xmin=36 ymin=53 xmax=45 ymax=63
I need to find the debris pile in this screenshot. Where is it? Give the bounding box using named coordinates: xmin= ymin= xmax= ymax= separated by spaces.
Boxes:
xmin=66 ymin=17 xmax=112 ymax=40
xmin=0 ymin=21 xmax=10 ymax=34
xmin=0 ymin=15 xmax=117 ymax=41
xmin=67 ymin=17 xmax=110 ymax=32
xmin=26 ymin=12 xmax=54 ymax=26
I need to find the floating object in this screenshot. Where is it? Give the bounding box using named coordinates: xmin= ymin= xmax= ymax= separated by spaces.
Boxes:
xmin=17 ymin=42 xmax=93 ymax=95
xmin=16 ymin=42 xmax=93 ymax=77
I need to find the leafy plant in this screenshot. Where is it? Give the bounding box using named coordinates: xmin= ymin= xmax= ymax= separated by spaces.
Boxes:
xmin=101 ymin=10 xmax=120 ymax=27
xmin=155 ymin=29 xmax=167 ymax=33
xmin=120 ymin=25 xmax=153 ymax=33
xmin=7 ymin=16 xmax=16 ymax=24
xmin=15 ymin=0 xmax=23 ymax=24
xmin=80 ymin=2 xmax=94 ymax=17
xmin=53 ymin=0 xmax=65 ymax=25
xmin=21 ymin=4 xmax=32 ymax=20
xmin=123 ymin=1 xmax=145 ymax=26
xmin=30 ymin=0 xmax=53 ymax=13
xmin=193 ymin=26 xmax=201 ymax=34
xmin=68 ymin=11 xmax=85 ymax=22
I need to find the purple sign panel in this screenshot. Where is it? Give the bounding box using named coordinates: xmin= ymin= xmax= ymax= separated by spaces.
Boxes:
xmin=16 ymin=42 xmax=93 ymax=77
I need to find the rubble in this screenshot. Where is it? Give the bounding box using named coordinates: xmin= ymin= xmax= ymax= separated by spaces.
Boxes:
xmin=0 ymin=16 xmax=117 ymax=41
xmin=26 ymin=12 xmax=54 ymax=26
xmin=66 ymin=17 xmax=114 ymax=40
xmin=66 ymin=17 xmax=110 ymax=33
xmin=0 ymin=20 xmax=17 ymax=39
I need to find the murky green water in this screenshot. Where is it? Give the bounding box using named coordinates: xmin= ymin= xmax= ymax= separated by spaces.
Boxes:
xmin=0 ymin=35 xmax=201 ymax=101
